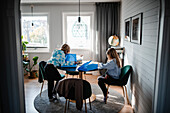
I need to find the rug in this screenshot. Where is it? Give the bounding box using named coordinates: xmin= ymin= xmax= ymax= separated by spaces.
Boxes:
xmin=34 ymin=84 xmax=124 ymax=113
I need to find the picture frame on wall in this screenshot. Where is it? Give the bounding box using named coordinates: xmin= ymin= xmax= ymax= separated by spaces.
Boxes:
xmin=131 ymin=13 xmax=142 ymax=45
xmin=124 ymin=18 xmax=131 ymax=42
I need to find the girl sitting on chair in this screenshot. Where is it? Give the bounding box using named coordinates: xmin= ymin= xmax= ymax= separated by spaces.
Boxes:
xmin=98 ymin=48 xmax=122 ymax=103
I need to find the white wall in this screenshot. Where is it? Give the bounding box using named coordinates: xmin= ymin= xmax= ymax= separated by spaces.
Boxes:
xmin=120 ymin=0 xmax=160 ymax=113
xmin=21 ymin=4 xmax=96 ymax=70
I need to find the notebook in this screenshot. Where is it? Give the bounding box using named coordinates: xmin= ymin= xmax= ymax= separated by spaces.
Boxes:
xmin=78 ymin=60 xmax=98 ymax=71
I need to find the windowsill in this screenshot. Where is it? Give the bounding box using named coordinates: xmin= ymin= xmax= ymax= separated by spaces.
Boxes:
xmin=24 ymin=47 xmax=50 ymax=53
xmin=71 ymin=48 xmax=91 ymax=50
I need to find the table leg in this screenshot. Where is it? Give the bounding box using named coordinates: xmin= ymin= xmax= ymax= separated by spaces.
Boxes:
xmin=79 ymin=72 xmax=83 ymax=79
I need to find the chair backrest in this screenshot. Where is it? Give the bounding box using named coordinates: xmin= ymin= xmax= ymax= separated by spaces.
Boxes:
xmin=82 ymin=80 xmax=92 ymax=99
xmin=68 ymin=80 xmax=92 ymax=100
xmin=119 ymin=65 xmax=132 ymax=85
xmin=57 ymin=78 xmax=92 ymax=100
xmin=39 ymin=61 xmax=47 ymax=82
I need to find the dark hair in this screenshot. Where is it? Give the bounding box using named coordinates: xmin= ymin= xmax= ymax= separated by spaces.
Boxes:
xmin=61 ymin=44 xmax=70 ymax=54
xmin=106 ymin=48 xmax=121 ymax=68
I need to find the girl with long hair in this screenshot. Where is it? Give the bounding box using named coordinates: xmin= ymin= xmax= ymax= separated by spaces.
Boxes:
xmin=98 ymin=48 xmax=122 ymax=103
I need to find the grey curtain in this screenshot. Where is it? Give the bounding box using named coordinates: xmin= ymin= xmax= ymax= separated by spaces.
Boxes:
xmin=96 ymin=2 xmax=120 ymax=63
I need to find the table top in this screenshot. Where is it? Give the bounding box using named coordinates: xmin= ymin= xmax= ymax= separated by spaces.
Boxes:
xmin=57 ymin=61 xmax=99 ymax=73
xmin=57 ymin=66 xmax=80 ymax=72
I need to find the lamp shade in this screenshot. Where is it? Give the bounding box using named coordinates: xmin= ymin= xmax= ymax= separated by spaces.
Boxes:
xmin=108 ymin=35 xmax=119 ymax=46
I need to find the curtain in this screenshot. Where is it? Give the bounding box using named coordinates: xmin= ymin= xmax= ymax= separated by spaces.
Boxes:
xmin=96 ymin=2 xmax=120 ymax=63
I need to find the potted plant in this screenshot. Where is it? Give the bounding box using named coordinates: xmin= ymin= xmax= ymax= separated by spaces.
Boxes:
xmin=21 ymin=35 xmax=29 ymax=60
xmin=26 ymin=56 xmax=39 ymax=78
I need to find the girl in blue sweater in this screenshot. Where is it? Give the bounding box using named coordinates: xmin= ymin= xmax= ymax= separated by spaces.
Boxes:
xmin=98 ymin=48 xmax=121 ymax=103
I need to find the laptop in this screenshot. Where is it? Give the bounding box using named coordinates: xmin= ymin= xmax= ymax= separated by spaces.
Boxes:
xmin=61 ymin=54 xmax=77 ymax=67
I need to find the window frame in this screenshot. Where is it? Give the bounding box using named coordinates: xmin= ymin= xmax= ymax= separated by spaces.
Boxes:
xmin=62 ymin=12 xmax=94 ymax=50
xmin=21 ymin=13 xmax=50 ymax=53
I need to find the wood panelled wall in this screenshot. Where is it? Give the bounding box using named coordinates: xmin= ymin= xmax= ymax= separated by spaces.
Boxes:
xmin=120 ymin=0 xmax=160 ymax=113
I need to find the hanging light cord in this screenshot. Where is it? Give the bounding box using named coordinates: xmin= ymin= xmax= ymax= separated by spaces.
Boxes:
xmin=79 ymin=0 xmax=80 ymax=17
xmin=78 ymin=0 xmax=81 ymax=23
xmin=31 ymin=5 xmax=33 ymax=17
xmin=31 ymin=5 xmax=34 ymax=26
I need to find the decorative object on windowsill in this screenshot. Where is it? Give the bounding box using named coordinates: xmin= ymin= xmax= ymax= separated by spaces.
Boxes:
xmin=125 ymin=18 xmax=131 ymax=42
xmin=31 ymin=5 xmax=34 ymax=28
xmin=131 ymin=13 xmax=143 ymax=45
xmin=108 ymin=35 xmax=119 ymax=47
xmin=25 ymin=56 xmax=39 ymax=79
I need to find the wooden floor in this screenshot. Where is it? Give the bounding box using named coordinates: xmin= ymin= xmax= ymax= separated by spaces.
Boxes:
xmin=24 ymin=73 xmax=133 ymax=113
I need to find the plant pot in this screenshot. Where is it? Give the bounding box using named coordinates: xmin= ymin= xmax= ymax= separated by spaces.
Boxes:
xmin=29 ymin=70 xmax=38 ymax=79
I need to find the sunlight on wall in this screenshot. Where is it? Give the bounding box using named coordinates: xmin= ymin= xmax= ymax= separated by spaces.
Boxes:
xmin=132 ymin=92 xmax=136 ymax=109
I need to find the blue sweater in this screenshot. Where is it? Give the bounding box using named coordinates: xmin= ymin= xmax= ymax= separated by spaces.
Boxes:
xmin=98 ymin=59 xmax=121 ymax=79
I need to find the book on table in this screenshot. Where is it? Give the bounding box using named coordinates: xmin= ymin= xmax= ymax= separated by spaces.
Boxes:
xmin=78 ymin=60 xmax=98 ymax=71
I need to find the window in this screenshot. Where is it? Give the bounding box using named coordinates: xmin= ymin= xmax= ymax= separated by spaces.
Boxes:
xmin=63 ymin=13 xmax=93 ymax=49
xmin=21 ymin=15 xmax=49 ymax=48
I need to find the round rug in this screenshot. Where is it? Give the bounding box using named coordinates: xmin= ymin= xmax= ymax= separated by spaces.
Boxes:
xmin=34 ymin=84 xmax=124 ymax=113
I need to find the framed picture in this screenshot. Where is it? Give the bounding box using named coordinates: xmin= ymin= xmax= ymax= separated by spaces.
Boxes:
xmin=125 ymin=18 xmax=131 ymax=42
xmin=131 ymin=13 xmax=142 ymax=44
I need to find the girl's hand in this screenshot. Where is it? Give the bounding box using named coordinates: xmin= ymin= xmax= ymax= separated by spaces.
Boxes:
xmin=74 ymin=61 xmax=77 ymax=64
xmin=104 ymin=74 xmax=109 ymax=79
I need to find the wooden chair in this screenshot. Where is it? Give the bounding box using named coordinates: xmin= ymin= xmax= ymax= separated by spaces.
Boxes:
xmin=39 ymin=61 xmax=65 ymax=97
xmin=57 ymin=78 xmax=92 ymax=113
xmin=39 ymin=61 xmax=48 ymax=97
xmin=105 ymin=65 xmax=132 ymax=104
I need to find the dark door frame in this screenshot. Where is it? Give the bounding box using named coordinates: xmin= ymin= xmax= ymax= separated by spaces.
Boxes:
xmin=0 ymin=0 xmax=25 ymax=113
xmin=1 ymin=0 xmax=170 ymax=113
xmin=153 ymin=0 xmax=170 ymax=112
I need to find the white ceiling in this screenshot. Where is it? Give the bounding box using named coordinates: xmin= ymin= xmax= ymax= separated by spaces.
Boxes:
xmin=21 ymin=0 xmax=120 ymax=4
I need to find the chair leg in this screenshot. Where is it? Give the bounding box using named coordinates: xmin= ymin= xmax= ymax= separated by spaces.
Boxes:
xmin=89 ymin=98 xmax=92 ymax=110
xmin=122 ymin=86 xmax=125 ymax=97
xmin=40 ymin=81 xmax=44 ymax=97
xmin=84 ymin=74 xmax=86 ymax=80
xmin=105 ymin=85 xmax=110 ymax=104
xmin=67 ymin=99 xmax=70 ymax=109
xmin=66 ymin=74 xmax=68 ymax=78
xmin=64 ymin=99 xmax=68 ymax=113
xmin=79 ymin=72 xmax=83 ymax=79
xmin=125 ymin=86 xmax=130 ymax=105
xmin=85 ymin=99 xmax=87 ymax=113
